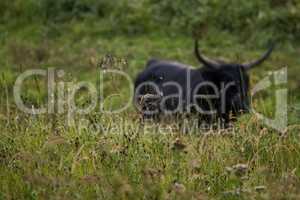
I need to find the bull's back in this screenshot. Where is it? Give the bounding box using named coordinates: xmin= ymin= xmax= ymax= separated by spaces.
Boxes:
xmin=144 ymin=60 xmax=192 ymax=82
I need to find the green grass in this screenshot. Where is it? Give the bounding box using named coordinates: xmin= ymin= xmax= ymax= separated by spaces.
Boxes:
xmin=0 ymin=17 xmax=300 ymax=200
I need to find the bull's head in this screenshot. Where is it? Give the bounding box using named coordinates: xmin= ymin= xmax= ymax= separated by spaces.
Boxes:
xmin=194 ymin=40 xmax=275 ymax=118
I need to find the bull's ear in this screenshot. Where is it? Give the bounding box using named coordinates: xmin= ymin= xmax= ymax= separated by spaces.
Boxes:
xmin=194 ymin=40 xmax=221 ymax=69
xmin=243 ymin=43 xmax=275 ymax=70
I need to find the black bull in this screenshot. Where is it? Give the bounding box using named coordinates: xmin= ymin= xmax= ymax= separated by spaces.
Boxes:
xmin=134 ymin=41 xmax=274 ymax=123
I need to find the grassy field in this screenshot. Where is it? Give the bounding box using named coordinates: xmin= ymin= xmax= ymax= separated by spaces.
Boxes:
xmin=1 ymin=1 xmax=300 ymax=199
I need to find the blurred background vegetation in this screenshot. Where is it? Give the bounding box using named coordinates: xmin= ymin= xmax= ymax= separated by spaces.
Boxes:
xmin=0 ymin=0 xmax=299 ymax=110
xmin=0 ymin=0 xmax=300 ymax=43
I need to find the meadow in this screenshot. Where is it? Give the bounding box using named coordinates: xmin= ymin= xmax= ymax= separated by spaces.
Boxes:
xmin=0 ymin=0 xmax=300 ymax=199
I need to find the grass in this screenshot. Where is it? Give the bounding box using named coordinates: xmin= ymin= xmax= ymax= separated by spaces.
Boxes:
xmin=0 ymin=19 xmax=300 ymax=200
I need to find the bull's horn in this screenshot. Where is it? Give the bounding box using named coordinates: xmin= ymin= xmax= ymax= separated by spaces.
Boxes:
xmin=195 ymin=40 xmax=221 ymax=69
xmin=243 ymin=43 xmax=275 ymax=70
